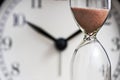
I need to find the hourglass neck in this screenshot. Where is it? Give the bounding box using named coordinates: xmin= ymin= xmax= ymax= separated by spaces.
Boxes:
xmin=83 ymin=30 xmax=98 ymax=41
xmin=76 ymin=30 xmax=100 ymax=49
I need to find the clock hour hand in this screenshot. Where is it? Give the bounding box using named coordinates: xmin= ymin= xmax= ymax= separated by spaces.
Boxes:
xmin=27 ymin=21 xmax=56 ymax=42
xmin=0 ymin=0 xmax=4 ymax=6
xmin=66 ymin=29 xmax=82 ymax=41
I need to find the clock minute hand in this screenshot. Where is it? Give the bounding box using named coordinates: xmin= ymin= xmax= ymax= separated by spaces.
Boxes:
xmin=66 ymin=29 xmax=82 ymax=41
xmin=27 ymin=21 xmax=56 ymax=42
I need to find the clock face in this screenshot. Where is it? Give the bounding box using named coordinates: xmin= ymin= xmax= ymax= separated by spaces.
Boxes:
xmin=0 ymin=0 xmax=83 ymax=80
xmin=0 ymin=0 xmax=120 ymax=80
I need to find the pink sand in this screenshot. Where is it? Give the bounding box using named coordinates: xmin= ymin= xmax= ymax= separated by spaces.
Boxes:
xmin=71 ymin=8 xmax=108 ymax=33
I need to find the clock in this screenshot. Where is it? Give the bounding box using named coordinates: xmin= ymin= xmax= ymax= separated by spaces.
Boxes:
xmin=0 ymin=0 xmax=120 ymax=80
xmin=0 ymin=0 xmax=83 ymax=80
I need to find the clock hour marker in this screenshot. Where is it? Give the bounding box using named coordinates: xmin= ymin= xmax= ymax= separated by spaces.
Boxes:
xmin=31 ymin=0 xmax=42 ymax=8
xmin=1 ymin=37 xmax=12 ymax=51
xmin=13 ymin=13 xmax=26 ymax=26
xmin=113 ymin=57 xmax=120 ymax=80
xmin=11 ymin=63 xmax=20 ymax=76
xmin=104 ymin=13 xmax=112 ymax=25
xmin=111 ymin=37 xmax=120 ymax=51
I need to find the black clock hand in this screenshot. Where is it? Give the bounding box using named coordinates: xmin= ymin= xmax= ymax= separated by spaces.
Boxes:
xmin=0 ymin=0 xmax=4 ymax=6
xmin=27 ymin=21 xmax=81 ymax=51
xmin=118 ymin=0 xmax=120 ymax=3
xmin=27 ymin=21 xmax=56 ymax=42
xmin=66 ymin=29 xmax=82 ymax=41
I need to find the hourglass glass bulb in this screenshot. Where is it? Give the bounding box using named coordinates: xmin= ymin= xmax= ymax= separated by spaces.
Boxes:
xmin=70 ymin=0 xmax=111 ymax=80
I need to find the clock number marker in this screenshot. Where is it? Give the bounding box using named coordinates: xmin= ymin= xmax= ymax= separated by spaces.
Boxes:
xmin=31 ymin=0 xmax=42 ymax=8
xmin=13 ymin=13 xmax=26 ymax=26
xmin=113 ymin=55 xmax=120 ymax=80
xmin=11 ymin=63 xmax=20 ymax=76
xmin=105 ymin=13 xmax=112 ymax=25
xmin=111 ymin=37 xmax=120 ymax=51
xmin=1 ymin=37 xmax=12 ymax=51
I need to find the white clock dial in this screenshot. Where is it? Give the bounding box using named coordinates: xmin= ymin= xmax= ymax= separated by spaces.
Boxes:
xmin=0 ymin=0 xmax=82 ymax=80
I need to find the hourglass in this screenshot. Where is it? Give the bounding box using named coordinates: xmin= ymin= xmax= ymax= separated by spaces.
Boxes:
xmin=70 ymin=0 xmax=111 ymax=80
